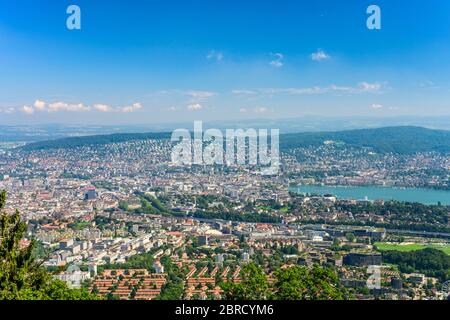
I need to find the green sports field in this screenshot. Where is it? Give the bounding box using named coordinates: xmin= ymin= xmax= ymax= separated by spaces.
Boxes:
xmin=374 ymin=242 xmax=450 ymax=255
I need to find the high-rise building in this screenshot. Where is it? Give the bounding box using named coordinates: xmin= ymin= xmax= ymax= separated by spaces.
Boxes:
xmin=343 ymin=253 xmax=382 ymax=266
xmin=242 ymin=252 xmax=250 ymax=261
xmin=153 ymin=261 xmax=165 ymax=274
xmin=84 ymin=188 xmax=98 ymax=201
xmin=198 ymin=235 xmax=209 ymax=246
xmin=215 ymin=254 xmax=224 ymax=263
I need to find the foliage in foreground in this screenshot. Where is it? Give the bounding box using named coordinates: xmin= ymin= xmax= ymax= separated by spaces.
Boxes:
xmin=0 ymin=190 xmax=99 ymax=300
xmin=222 ymin=263 xmax=350 ymax=300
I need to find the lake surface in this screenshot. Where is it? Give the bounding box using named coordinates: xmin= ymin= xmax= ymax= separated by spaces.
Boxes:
xmin=290 ymin=185 xmax=450 ymax=205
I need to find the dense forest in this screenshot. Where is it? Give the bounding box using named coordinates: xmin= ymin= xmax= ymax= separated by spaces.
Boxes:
xmin=382 ymin=248 xmax=450 ymax=281
xmin=129 ymin=192 xmax=282 ymax=224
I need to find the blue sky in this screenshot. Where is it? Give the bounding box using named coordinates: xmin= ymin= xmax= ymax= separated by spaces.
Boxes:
xmin=0 ymin=0 xmax=450 ymax=125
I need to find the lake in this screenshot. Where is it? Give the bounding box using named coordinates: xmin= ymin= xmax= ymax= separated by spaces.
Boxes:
xmin=289 ymin=185 xmax=450 ymax=205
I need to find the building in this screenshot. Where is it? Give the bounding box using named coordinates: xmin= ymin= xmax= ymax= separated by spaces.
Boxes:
xmin=406 ymin=273 xmax=426 ymax=285
xmin=215 ymin=254 xmax=224 ymax=263
xmin=153 ymin=261 xmax=165 ymax=274
xmin=55 ymin=266 xmax=90 ymax=288
xmin=84 ymin=188 xmax=98 ymax=201
xmin=198 ymin=235 xmax=209 ymax=246
xmin=88 ymin=264 xmax=98 ymax=277
xmin=59 ymin=238 xmax=74 ymax=250
xmin=343 ymin=253 xmax=382 ymax=267
xmin=391 ymin=278 xmax=403 ymax=290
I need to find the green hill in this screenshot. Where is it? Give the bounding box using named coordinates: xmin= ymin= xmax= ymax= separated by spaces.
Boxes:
xmin=21 ymin=132 xmax=172 ymax=151
xmin=280 ymin=126 xmax=450 ymax=154
xmin=20 ymin=126 xmax=450 ymax=154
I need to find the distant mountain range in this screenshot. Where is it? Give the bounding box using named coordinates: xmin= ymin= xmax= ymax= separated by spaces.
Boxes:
xmin=2 ymin=115 xmax=450 ymax=142
xmin=20 ymin=126 xmax=450 ymax=154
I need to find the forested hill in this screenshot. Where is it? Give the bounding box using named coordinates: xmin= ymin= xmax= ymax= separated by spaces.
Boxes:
xmin=21 ymin=132 xmax=172 ymax=151
xmin=20 ymin=126 xmax=450 ymax=154
xmin=280 ymin=126 xmax=450 ymax=154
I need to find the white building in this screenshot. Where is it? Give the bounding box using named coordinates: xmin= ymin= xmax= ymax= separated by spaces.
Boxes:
xmin=153 ymin=260 xmax=165 ymax=273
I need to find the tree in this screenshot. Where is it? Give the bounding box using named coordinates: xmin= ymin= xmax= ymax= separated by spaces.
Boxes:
xmin=118 ymin=200 xmax=129 ymax=211
xmin=0 ymin=190 xmax=99 ymax=300
xmin=221 ymin=263 xmax=350 ymax=301
xmin=345 ymin=233 xmax=355 ymax=242
xmin=382 ymin=248 xmax=450 ymax=281
xmin=272 ymin=265 xmax=350 ymax=300
xmin=331 ymin=238 xmax=341 ymax=251
xmin=222 ymin=263 xmax=269 ymax=300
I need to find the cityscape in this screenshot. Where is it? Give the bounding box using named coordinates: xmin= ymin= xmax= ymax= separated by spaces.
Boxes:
xmin=1 ymin=125 xmax=449 ymax=300
xmin=0 ymin=0 xmax=449 ymax=308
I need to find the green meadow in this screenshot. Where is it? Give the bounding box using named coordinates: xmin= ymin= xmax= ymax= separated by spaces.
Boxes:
xmin=375 ymin=242 xmax=450 ymax=255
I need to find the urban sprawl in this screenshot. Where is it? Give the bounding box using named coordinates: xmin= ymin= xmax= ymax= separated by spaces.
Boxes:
xmin=0 ymin=136 xmax=449 ymax=300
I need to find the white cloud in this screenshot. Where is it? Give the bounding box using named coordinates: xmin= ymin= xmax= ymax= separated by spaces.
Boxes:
xmin=121 ymin=102 xmax=143 ymax=113
xmin=264 ymin=86 xmax=326 ymax=95
xmin=20 ymin=105 xmax=34 ymax=114
xmin=371 ymin=103 xmax=383 ymax=109
xmin=21 ymin=99 xmax=144 ymax=114
xmin=417 ymin=80 xmax=439 ymax=89
xmin=93 ymin=104 xmax=112 ymax=112
xmin=254 ymin=107 xmax=268 ymax=113
xmin=270 ymin=53 xmax=284 ymax=67
xmin=359 ymin=82 xmax=382 ymax=92
xmin=207 ymin=50 xmax=224 ymax=62
xmin=329 ymin=84 xmax=353 ymax=92
xmin=47 ymin=102 xmax=90 ymax=112
xmin=187 ymin=103 xmax=203 ymax=111
xmin=232 ymin=90 xmax=257 ymax=95
xmin=0 ymin=107 xmax=15 ymax=114
xmin=186 ymin=91 xmax=216 ymax=99
xmin=168 ymin=106 xmax=177 ymax=112
xmin=33 ymin=99 xmax=46 ymax=110
xmin=238 ymin=82 xmax=385 ymax=97
xmin=311 ymin=49 xmax=330 ymax=61
xmin=238 ymin=107 xmax=267 ymax=113
xmin=329 ymin=82 xmax=384 ymax=94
